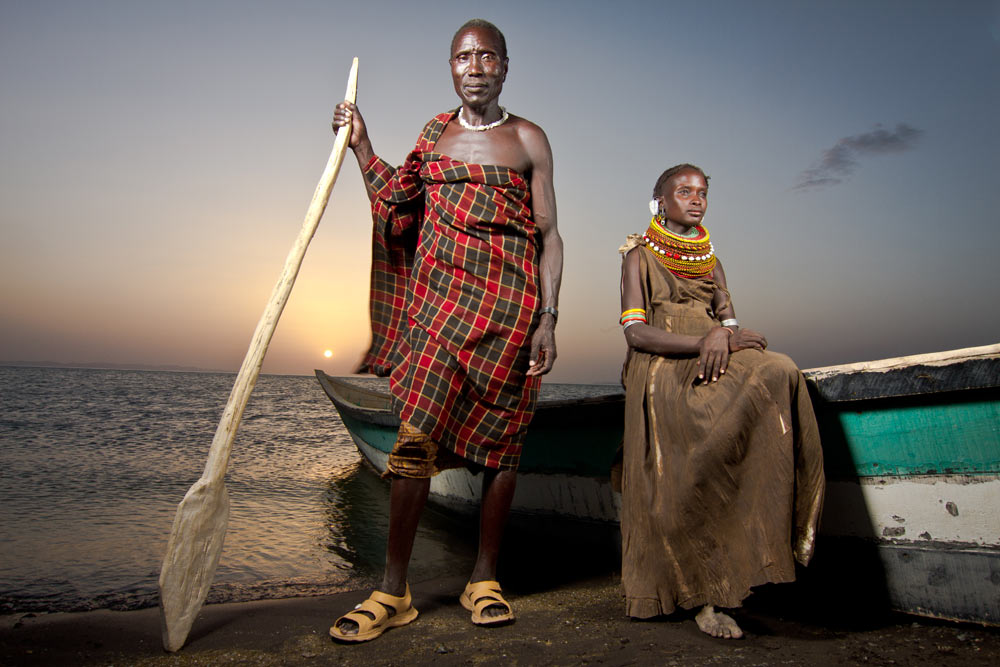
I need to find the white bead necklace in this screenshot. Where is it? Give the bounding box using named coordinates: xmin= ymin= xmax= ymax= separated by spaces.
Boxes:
xmin=458 ymin=107 xmax=509 ymax=131
xmin=643 ymin=234 xmax=715 ymax=261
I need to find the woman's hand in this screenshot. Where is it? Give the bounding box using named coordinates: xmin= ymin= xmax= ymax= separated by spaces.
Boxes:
xmin=697 ymin=327 xmax=733 ymax=382
xmin=729 ymin=328 xmax=767 ymax=352
xmin=698 ymin=327 xmax=768 ymax=382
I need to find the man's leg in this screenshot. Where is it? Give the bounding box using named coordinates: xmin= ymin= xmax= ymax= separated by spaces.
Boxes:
xmin=333 ymin=476 xmax=429 ymax=635
xmin=469 ymin=468 xmax=516 ymax=619
xmin=382 ymin=476 xmax=431 ymax=595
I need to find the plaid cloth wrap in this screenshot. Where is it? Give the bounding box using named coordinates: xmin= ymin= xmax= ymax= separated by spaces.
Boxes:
xmin=359 ymin=110 xmax=542 ymax=470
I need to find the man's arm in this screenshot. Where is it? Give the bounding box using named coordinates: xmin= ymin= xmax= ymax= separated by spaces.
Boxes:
xmin=522 ymin=123 xmax=562 ymax=376
xmin=333 ymin=102 xmax=377 ymax=202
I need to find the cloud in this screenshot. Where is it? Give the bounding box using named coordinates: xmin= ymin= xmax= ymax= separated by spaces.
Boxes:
xmin=794 ymin=124 xmax=923 ymax=191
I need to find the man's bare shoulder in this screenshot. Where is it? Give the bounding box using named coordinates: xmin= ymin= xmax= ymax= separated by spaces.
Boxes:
xmin=508 ymin=114 xmax=548 ymax=141
xmin=507 ymin=115 xmax=552 ymax=164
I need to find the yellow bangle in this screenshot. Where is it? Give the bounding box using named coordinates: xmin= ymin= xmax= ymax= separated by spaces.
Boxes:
xmin=620 ymin=307 xmax=647 ymax=326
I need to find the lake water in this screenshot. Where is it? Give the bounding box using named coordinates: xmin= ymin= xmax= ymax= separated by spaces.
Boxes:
xmin=0 ymin=366 xmax=491 ymax=613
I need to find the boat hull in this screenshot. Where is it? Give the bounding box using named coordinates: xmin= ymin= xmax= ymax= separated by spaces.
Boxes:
xmin=804 ymin=344 xmax=1000 ymax=625
xmin=318 ymin=372 xmax=624 ymax=523
xmin=316 ymin=343 xmax=1000 ymax=625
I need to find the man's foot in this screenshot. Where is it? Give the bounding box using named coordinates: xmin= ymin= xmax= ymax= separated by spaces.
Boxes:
xmin=329 ymin=585 xmax=418 ymax=643
xmin=460 ymin=580 xmax=515 ymax=626
xmin=695 ymin=605 xmax=743 ymax=639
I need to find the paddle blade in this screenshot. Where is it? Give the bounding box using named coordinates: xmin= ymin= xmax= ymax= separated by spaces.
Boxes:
xmin=158 ymin=477 xmax=230 ymax=652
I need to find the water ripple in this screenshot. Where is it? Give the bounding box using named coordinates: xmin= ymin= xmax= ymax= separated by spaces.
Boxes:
xmin=0 ymin=367 xmax=431 ymax=613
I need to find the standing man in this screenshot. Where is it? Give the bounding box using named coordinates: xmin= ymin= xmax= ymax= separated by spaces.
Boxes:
xmin=329 ymin=19 xmax=562 ymax=642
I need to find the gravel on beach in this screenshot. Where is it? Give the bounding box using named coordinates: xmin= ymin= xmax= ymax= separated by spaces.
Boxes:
xmin=3 ymin=571 xmax=999 ymax=666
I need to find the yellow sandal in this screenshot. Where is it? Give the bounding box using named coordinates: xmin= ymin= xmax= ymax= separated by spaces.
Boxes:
xmin=460 ymin=580 xmax=515 ymax=626
xmin=329 ymin=584 xmax=418 ymax=643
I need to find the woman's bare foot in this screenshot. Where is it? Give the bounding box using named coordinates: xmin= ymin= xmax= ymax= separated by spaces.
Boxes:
xmin=695 ymin=605 xmax=743 ymax=639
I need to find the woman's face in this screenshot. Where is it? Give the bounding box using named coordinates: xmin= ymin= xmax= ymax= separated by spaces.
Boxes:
xmin=657 ymin=170 xmax=708 ymax=233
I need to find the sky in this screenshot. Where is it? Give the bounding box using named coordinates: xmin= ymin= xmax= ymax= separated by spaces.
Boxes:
xmin=2 ymin=0 xmax=998 ymax=383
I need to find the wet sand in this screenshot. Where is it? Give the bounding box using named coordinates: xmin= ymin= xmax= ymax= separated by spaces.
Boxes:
xmin=3 ymin=570 xmax=999 ymax=666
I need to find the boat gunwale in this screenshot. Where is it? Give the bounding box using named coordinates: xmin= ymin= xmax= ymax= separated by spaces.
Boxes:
xmin=803 ymin=344 xmax=1000 ymax=403
xmin=803 ymin=343 xmax=999 ymax=378
xmin=314 ymin=370 xmax=624 ymax=416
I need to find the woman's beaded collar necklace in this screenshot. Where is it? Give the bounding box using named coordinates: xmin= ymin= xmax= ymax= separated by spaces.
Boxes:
xmin=642 ymin=215 xmax=716 ymax=279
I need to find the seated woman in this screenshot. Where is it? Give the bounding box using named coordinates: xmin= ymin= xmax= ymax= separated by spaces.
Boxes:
xmin=618 ymin=164 xmax=825 ymax=639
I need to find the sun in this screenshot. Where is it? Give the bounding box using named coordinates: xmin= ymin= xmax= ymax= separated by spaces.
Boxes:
xmin=323 ymin=349 xmax=333 ymax=358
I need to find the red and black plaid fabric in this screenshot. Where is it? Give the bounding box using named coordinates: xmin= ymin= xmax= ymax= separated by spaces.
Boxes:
xmin=358 ymin=110 xmax=541 ymax=470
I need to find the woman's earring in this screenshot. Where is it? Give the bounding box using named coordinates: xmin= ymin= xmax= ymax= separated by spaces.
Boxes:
xmin=648 ymin=199 xmax=659 ymax=216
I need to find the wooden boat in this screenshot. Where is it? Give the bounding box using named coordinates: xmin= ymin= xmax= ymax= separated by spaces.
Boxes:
xmin=802 ymin=343 xmax=999 ymax=626
xmin=315 ymin=343 xmax=999 ymax=625
xmin=314 ymin=372 xmax=625 ymax=522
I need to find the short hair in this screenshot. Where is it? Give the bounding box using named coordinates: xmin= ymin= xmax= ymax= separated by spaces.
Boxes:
xmin=652 ymin=164 xmax=710 ymax=198
xmin=451 ymin=19 xmax=508 ymax=60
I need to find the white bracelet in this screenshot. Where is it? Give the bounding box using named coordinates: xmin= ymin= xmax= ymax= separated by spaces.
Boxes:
xmin=622 ymin=320 xmax=642 ymax=330
xmin=721 ymin=318 xmax=738 ymax=327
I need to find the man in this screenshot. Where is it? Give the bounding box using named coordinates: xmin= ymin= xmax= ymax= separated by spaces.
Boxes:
xmin=328 ymin=19 xmax=562 ymax=642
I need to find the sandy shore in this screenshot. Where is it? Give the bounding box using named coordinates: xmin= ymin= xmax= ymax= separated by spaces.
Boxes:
xmin=3 ymin=568 xmax=999 ymax=666
xmin=3 ymin=518 xmax=998 ymax=665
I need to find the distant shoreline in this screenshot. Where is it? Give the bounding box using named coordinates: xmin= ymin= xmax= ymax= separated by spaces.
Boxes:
xmin=0 ymin=360 xmax=310 ymax=376
xmin=0 ymin=362 xmax=623 ymax=383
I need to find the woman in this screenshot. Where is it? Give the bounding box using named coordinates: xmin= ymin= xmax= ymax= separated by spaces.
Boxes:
xmin=618 ymin=164 xmax=825 ymax=638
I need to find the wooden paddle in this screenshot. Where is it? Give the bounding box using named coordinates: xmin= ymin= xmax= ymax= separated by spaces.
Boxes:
xmin=158 ymin=57 xmax=359 ymax=652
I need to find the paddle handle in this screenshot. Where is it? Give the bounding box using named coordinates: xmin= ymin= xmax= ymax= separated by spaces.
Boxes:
xmin=202 ymin=58 xmax=359 ymax=480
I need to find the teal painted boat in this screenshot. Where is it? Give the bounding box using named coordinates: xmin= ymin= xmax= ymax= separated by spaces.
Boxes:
xmin=314 ymin=371 xmax=625 ymax=521
xmin=315 ymin=343 xmax=1000 ymax=625
xmin=802 ymin=343 xmax=1000 ymax=626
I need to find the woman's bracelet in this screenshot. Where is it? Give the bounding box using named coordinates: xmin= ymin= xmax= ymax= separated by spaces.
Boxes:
xmin=721 ymin=318 xmax=738 ymax=328
xmin=620 ymin=307 xmax=647 ymax=329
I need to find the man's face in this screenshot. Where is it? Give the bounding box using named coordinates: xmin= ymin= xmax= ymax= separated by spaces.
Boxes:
xmin=450 ymin=27 xmax=507 ymax=108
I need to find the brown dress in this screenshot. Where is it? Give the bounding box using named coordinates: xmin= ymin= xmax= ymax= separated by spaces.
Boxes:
xmin=620 ymin=238 xmax=825 ymax=618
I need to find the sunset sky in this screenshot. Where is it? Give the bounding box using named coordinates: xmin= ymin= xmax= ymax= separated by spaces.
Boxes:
xmin=3 ymin=0 xmax=998 ymax=382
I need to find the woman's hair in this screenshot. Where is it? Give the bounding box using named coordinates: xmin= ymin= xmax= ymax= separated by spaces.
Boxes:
xmin=652 ymin=163 xmax=709 ymax=198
